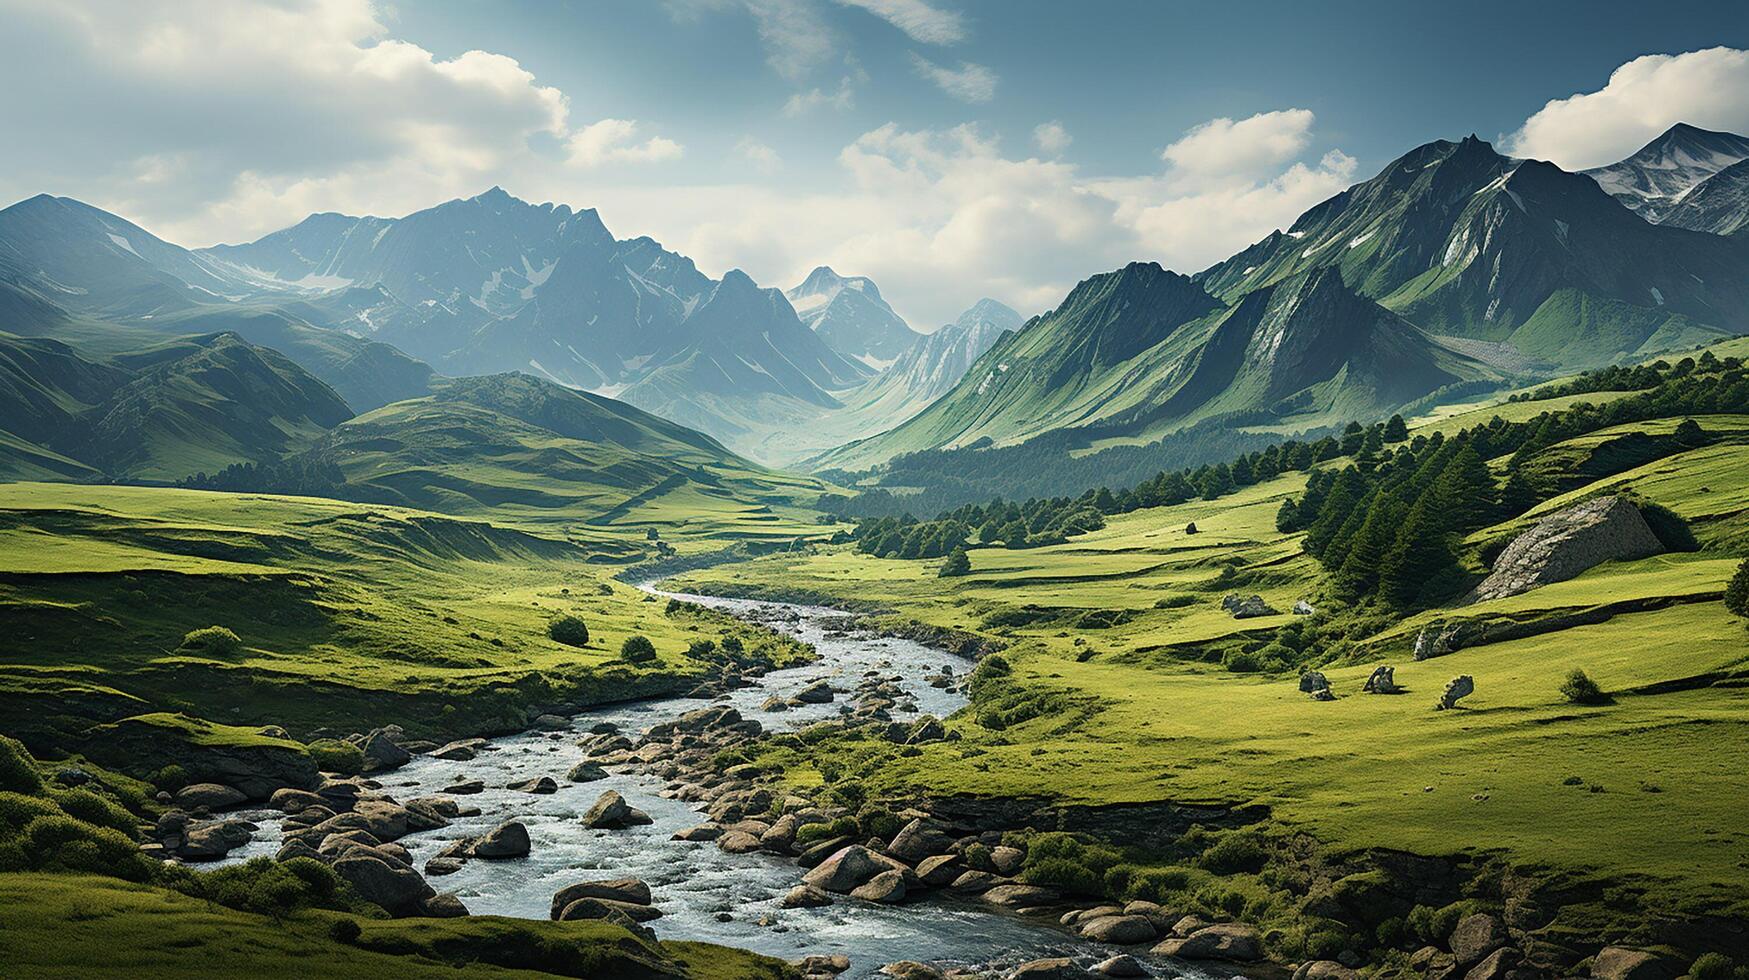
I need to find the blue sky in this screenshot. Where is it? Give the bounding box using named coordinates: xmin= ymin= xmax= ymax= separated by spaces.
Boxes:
xmin=2 ymin=0 xmax=1747 ymax=326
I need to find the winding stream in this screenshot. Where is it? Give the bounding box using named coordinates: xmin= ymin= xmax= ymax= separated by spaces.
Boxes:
xmin=224 ymin=591 xmax=1227 ymax=979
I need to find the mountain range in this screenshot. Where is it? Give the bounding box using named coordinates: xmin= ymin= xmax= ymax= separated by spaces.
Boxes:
xmin=816 ymin=127 xmax=1749 ymax=470
xmin=3 ymin=123 xmax=1747 ymax=480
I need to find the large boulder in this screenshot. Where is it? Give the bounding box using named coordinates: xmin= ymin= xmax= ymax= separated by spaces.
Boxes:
xmin=1449 ymin=913 xmax=1508 ymax=965
xmin=556 ymin=896 xmax=662 ymax=923
xmin=803 ymin=845 xmax=887 ymax=893
xmin=581 ymin=790 xmax=652 ymax=829
xmin=1079 ymin=914 xmax=1157 ymax=944
xmin=1152 ymin=922 xmax=1264 ymax=961
xmin=332 ymin=852 xmax=435 ymax=916
xmin=886 ymin=818 xmax=954 ymax=863
xmin=470 ymin=820 xmax=530 ymax=858
xmin=850 ymin=869 xmax=909 ymax=904
xmin=1222 ymin=594 xmax=1278 ymax=619
xmin=793 ymin=680 xmax=835 ymax=704
xmin=174 ymin=783 xmax=247 ymax=810
xmin=1009 ymin=959 xmax=1089 ymax=980
xmin=361 ymin=730 xmax=411 ymax=772
xmin=1363 ymin=665 xmax=1400 ymax=694
xmin=981 ymin=883 xmax=1059 ymax=908
xmin=1467 ymin=496 xmax=1664 ymax=603
xmin=1590 ymin=947 xmax=1681 ymax=980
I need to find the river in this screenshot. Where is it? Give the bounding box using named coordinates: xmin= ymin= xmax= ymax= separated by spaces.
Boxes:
xmin=222 ymin=591 xmax=1229 ymax=979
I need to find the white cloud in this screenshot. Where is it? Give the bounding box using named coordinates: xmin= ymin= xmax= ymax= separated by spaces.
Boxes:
xmin=1161 ymin=108 xmax=1316 ymax=180
xmin=833 ymin=0 xmax=965 ymax=44
xmin=668 ymin=0 xmax=836 ymax=81
xmin=566 ymin=119 xmax=684 ymax=168
xmin=735 ymin=137 xmax=782 ymax=174
xmin=1504 ymin=47 xmax=1749 ymax=170
xmin=1033 ymin=121 xmax=1071 ymax=155
xmin=910 ymin=53 xmax=997 ymax=103
xmin=783 ymin=75 xmax=858 ymax=116
xmin=0 ymin=0 xmax=583 ymax=244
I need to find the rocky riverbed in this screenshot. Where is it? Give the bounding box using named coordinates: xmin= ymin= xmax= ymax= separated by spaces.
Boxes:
xmin=206 ymin=591 xmax=1238 ymax=979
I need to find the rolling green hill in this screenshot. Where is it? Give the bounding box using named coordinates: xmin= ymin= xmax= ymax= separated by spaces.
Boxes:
xmin=0 ymin=331 xmax=353 ymax=482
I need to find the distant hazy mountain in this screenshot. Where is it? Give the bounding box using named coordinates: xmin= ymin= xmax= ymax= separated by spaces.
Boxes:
xmin=1582 ymin=123 xmax=1749 ymax=222
xmin=0 ymin=196 xmax=432 ymax=411
xmin=878 ymin=298 xmax=1020 ymax=406
xmin=0 ymin=331 xmax=352 ymax=482
xmin=1198 ymin=135 xmax=1746 ymax=364
xmin=815 ymin=261 xmax=1496 ymax=470
xmin=1660 ymin=157 xmax=1749 ymax=236
xmin=785 ymin=266 xmax=921 ymax=369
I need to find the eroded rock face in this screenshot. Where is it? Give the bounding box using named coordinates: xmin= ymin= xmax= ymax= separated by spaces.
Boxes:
xmin=1363 ymin=665 xmax=1399 ymax=694
xmin=1222 ymin=594 xmax=1278 ymax=619
xmin=1435 ymin=675 xmax=1475 ymax=711
xmin=1467 ymin=496 xmax=1664 ymax=603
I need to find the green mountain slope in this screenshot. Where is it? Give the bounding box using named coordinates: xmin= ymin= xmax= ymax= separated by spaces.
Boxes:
xmin=316 ymin=372 xmax=833 ymax=532
xmin=815 ymin=263 xmax=1498 ymax=470
xmin=1197 ymin=136 xmax=1749 ymax=364
xmin=0 ymin=331 xmax=353 ymax=483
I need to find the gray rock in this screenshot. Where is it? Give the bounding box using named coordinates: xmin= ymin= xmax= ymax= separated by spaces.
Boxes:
xmin=1093 ymin=955 xmax=1147 ymax=978
xmin=1152 ymin=922 xmax=1263 ymax=961
xmin=782 ymin=883 xmax=833 ymax=908
xmin=421 ymin=892 xmax=469 ymax=917
xmin=550 ymin=878 xmax=651 ymax=917
xmin=716 ymin=830 xmax=764 ymax=853
xmin=1079 ymin=914 xmax=1157 ymax=944
xmin=442 ymin=780 xmax=484 ymax=795
xmin=804 ymin=845 xmax=888 ymax=893
xmin=850 ymin=869 xmax=908 ymax=903
xmin=556 ymin=896 xmax=662 ymax=923
xmin=1299 ymin=670 xmax=1331 ymax=693
xmin=533 ymin=714 xmax=571 ymax=731
xmin=981 ymin=883 xmax=1058 ymax=908
xmin=360 ymin=729 xmax=410 ymax=772
xmin=948 ymin=869 xmax=1002 ymax=893
xmin=581 ymin=790 xmax=652 ymax=829
xmin=1449 ymin=913 xmax=1508 ymax=965
xmin=1463 ymin=946 xmax=1519 ymax=980
xmin=174 ymin=783 xmax=247 ymax=810
xmin=1363 ymin=665 xmax=1400 ymax=694
xmin=1222 ymin=594 xmax=1279 ymax=619
xmin=332 ymin=852 xmax=434 ymax=916
xmin=1435 ymin=675 xmax=1475 ymax=711
xmin=565 ymin=761 xmax=608 ymax=783
xmin=915 ymin=853 xmax=963 ymax=886
xmin=1009 ymin=958 xmax=1089 ymax=979
xmin=1293 ymin=600 xmax=1317 ymax=616
xmin=1293 ymin=961 xmax=1360 ymax=980
xmin=905 ymin=716 xmax=946 ymax=744
xmin=1590 ymin=947 xmax=1680 ymax=980
xmin=269 ymin=788 xmax=325 ymax=812
xmin=794 ymin=680 xmax=835 ymax=704
xmin=1467 ymin=496 xmax=1664 ymax=603
xmin=430 ymin=740 xmax=482 ymax=761
xmin=672 ymin=825 xmax=722 ymax=842
xmin=989 ymin=845 xmax=1025 ymax=876
xmin=424 ymin=856 xmax=465 ymax=876
xmin=887 ymin=818 xmax=955 ymax=863
xmin=470 ymin=820 xmax=530 ymax=859
xmin=507 ymin=776 xmax=557 ymax=794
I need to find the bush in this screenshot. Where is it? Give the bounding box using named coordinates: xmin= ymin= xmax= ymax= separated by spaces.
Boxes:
xmin=22 ymin=814 xmax=149 ymax=879
xmin=1153 ymin=594 xmax=1197 ymax=609
xmin=794 ymin=815 xmax=858 ymax=848
xmin=1024 ymin=856 xmax=1103 ymax=893
xmin=720 ymin=634 xmax=744 ymax=655
xmin=1726 ymin=558 xmax=1749 ymax=619
xmin=1198 ymin=832 xmax=1267 ymax=874
xmin=548 ymin=615 xmax=589 ymax=647
xmin=620 ymin=635 xmax=658 ymax=663
xmin=939 ymin=549 xmax=971 ymax=578
xmin=196 ymin=856 xmax=347 ymax=918
xmin=1406 ymin=901 xmax=1474 ymax=945
xmin=179 ymin=626 xmax=242 ymax=657
xmin=1687 ymin=953 xmax=1735 ymax=980
xmin=306 ymin=739 xmax=364 ymax=776
xmin=0 ymin=736 xmax=42 ymax=794
xmin=329 ymin=918 xmax=363 ymax=944
xmin=0 ymin=791 xmax=61 ymax=835
xmin=963 ymin=842 xmax=993 ymax=871
xmin=1124 ymin=867 xmax=1193 ymax=903
xmin=51 ymin=789 xmax=137 ymax=837
xmin=1560 ymin=668 xmax=1609 ymax=705
xmin=151 ymin=764 xmax=190 ymax=791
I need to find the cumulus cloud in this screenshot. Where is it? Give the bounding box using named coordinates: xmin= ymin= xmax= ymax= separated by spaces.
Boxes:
xmin=1505 ymin=47 xmax=1749 ymax=170
xmin=0 ymin=0 xmax=584 ymax=243
xmin=910 ymin=54 xmax=997 ymax=103
xmin=1033 ymin=121 xmax=1072 ymax=156
xmin=1161 ymin=108 xmax=1316 ymax=181
xmin=783 ymin=75 xmax=858 ymax=115
xmin=566 ymin=119 xmax=684 ymax=167
xmin=834 ymin=0 xmax=965 ymax=44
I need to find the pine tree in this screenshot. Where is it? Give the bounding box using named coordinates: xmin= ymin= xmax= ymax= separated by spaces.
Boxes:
xmin=1340 ymin=421 xmax=1366 ymax=456
xmin=1275 ymin=498 xmax=1300 ymax=533
xmin=939 ymin=548 xmax=971 ymax=578
xmin=1434 ymin=444 xmax=1497 ymax=533
xmin=1378 ymin=498 xmax=1459 ymax=607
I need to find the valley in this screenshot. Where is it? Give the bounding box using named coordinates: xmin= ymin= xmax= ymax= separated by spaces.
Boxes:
xmin=3 ymin=40 xmax=1749 ymax=979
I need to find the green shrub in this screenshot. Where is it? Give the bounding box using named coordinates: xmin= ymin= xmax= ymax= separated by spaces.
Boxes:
xmin=1222 ymin=649 xmax=1265 ymax=673
xmin=330 ymin=918 xmax=363 ymax=944
xmin=548 ymin=615 xmax=589 ymax=647
xmin=0 ymin=791 xmax=61 ymax=834
xmin=1560 ymin=668 xmax=1609 ymax=705
xmin=22 ymin=814 xmax=150 ymax=880
xmin=0 ymin=736 xmax=43 ymax=794
xmin=1726 ymin=558 xmax=1749 ymax=619
xmin=51 ymin=789 xmax=137 ymax=837
xmin=620 ymin=635 xmax=658 ymax=663
xmin=151 ymin=764 xmax=190 ymax=791
xmin=306 ymin=739 xmax=364 ymax=776
xmin=1199 ymin=832 xmax=1267 ymax=874
xmin=1153 ymin=595 xmax=1197 ymax=609
xmin=1406 ymin=901 xmax=1474 ymax=944
xmin=794 ymin=816 xmax=858 ymax=848
xmin=179 ymin=626 xmax=243 ymax=657
xmin=195 ymin=856 xmax=348 ymax=918
xmin=856 ymin=806 xmax=903 ymax=842
xmin=720 ymin=635 xmax=744 ymax=655
xmin=1023 ymin=856 xmax=1103 ymax=893
xmin=1124 ymin=867 xmax=1193 ymax=903
xmin=963 ymin=842 xmax=993 ymax=871
xmin=1688 ymin=953 xmax=1735 ymax=980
